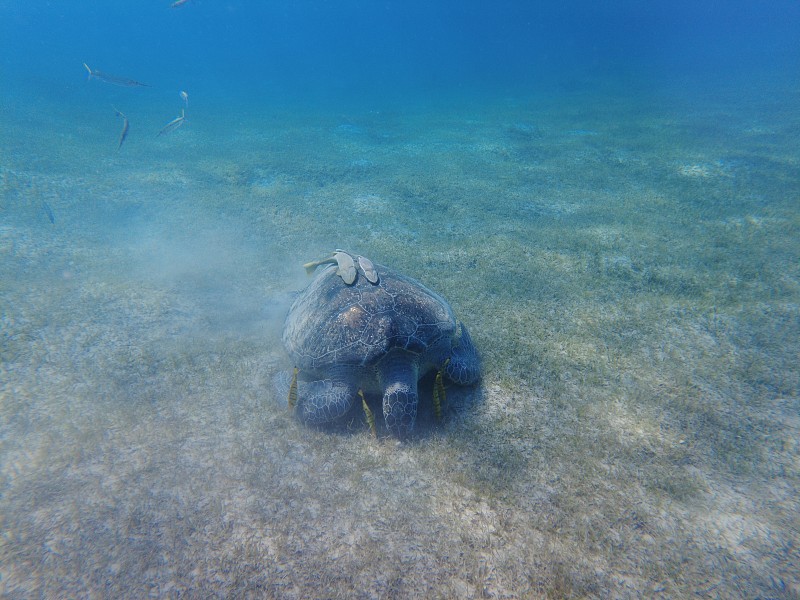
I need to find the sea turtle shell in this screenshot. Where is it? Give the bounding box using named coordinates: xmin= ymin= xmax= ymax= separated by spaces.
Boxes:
xmin=283 ymin=260 xmax=456 ymax=375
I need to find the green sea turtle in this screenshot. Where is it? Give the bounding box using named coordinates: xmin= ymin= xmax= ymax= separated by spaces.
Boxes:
xmin=282 ymin=250 xmax=481 ymax=438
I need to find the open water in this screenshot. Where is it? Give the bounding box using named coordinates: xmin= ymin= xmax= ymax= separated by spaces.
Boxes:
xmin=1 ymin=2 xmax=799 ymax=597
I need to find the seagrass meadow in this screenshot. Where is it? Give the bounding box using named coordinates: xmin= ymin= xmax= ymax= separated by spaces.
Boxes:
xmin=1 ymin=76 xmax=799 ymax=598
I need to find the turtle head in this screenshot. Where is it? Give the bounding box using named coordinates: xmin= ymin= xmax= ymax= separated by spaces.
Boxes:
xmin=445 ymin=322 xmax=481 ymax=385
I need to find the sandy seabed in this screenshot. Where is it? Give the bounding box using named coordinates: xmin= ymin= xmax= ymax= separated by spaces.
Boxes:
xmin=1 ymin=79 xmax=798 ymax=598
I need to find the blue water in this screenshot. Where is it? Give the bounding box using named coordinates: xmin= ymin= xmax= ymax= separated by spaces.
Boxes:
xmin=2 ymin=1 xmax=799 ymax=597
xmin=3 ymin=1 xmax=799 ymax=105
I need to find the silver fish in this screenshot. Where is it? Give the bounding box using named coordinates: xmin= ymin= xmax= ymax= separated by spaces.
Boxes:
xmin=41 ymin=201 xmax=54 ymax=224
xmin=180 ymin=90 xmax=189 ymax=107
xmin=83 ymin=63 xmax=150 ymax=88
xmin=113 ymin=106 xmax=129 ymax=150
xmin=157 ymin=109 xmax=187 ymax=136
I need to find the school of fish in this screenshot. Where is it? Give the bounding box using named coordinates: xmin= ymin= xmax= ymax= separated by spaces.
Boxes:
xmin=83 ymin=0 xmax=194 ymax=151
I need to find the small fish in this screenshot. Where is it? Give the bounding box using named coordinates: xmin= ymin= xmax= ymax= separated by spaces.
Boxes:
xmin=332 ymin=250 xmax=357 ymax=284
xmin=113 ymin=106 xmax=129 ymax=150
xmin=157 ymin=109 xmax=186 ymax=136
xmin=303 ymin=255 xmax=337 ymax=275
xmin=83 ymin=63 xmax=150 ymax=88
xmin=303 ymin=250 xmax=357 ymax=285
xmin=359 ymin=390 xmax=377 ymax=438
xmin=179 ymin=90 xmax=189 ymax=107
xmin=433 ymin=367 xmax=447 ymax=422
xmin=41 ymin=200 xmax=54 ymax=224
xmin=357 ymin=255 xmax=379 ymax=284
xmin=287 ymin=367 xmax=298 ymax=410
xmin=432 ymin=380 xmax=441 ymax=422
xmin=433 ymin=358 xmax=449 ymax=422
xmin=171 ymin=0 xmax=190 ymax=7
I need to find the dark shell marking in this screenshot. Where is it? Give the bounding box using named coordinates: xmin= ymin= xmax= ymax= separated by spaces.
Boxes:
xmin=282 ymin=256 xmax=480 ymax=438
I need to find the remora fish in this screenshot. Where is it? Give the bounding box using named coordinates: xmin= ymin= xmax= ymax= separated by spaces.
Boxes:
xmin=113 ymin=106 xmax=129 ymax=150
xmin=83 ymin=63 xmax=151 ymax=88
xmin=157 ymin=109 xmax=187 ymax=136
xmin=180 ymin=90 xmax=189 ymax=107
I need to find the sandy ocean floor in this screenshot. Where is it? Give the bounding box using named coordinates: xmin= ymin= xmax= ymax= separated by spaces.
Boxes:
xmin=1 ymin=78 xmax=799 ymax=598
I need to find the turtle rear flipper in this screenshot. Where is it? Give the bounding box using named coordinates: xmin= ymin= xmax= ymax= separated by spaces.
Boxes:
xmin=298 ymin=378 xmax=357 ymax=424
xmin=379 ymin=354 xmax=420 ymax=438
xmin=445 ymin=323 xmax=481 ymax=386
xmin=382 ymin=382 xmax=418 ymax=439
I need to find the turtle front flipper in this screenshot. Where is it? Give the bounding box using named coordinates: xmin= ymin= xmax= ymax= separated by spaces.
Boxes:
xmin=378 ymin=353 xmax=420 ymax=438
xmin=445 ymin=323 xmax=481 ymax=386
xmin=297 ymin=377 xmax=357 ymax=425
